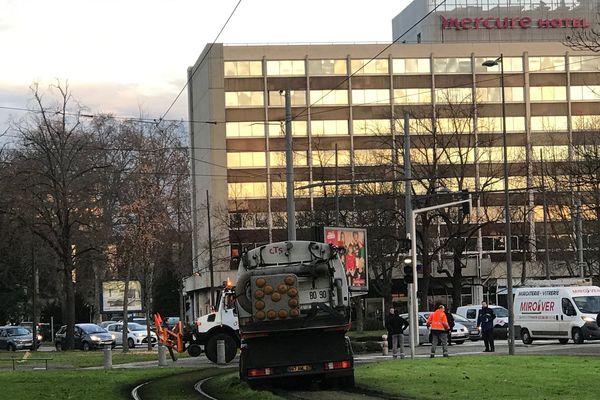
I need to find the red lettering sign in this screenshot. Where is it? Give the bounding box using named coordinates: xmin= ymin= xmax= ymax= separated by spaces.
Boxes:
xmin=441 ymin=15 xmax=588 ymax=30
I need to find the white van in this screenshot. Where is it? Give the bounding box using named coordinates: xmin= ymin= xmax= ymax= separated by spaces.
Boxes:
xmin=456 ymin=305 xmax=509 ymax=339
xmin=514 ymin=286 xmax=600 ymax=344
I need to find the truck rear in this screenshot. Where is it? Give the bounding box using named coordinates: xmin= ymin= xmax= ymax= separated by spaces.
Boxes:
xmin=235 ymin=240 xmax=354 ymax=387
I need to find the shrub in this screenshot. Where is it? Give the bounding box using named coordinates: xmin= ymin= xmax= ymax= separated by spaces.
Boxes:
xmin=365 ymin=341 xmax=383 ymax=352
xmin=350 ymin=341 xmax=366 ymax=353
xmin=363 ymin=318 xmax=384 ymax=331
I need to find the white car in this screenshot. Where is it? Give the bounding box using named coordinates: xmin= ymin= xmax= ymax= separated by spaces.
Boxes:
xmin=105 ymin=322 xmax=157 ymax=348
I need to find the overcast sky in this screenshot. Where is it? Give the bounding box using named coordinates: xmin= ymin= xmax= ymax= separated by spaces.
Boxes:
xmin=0 ymin=0 xmax=411 ymax=136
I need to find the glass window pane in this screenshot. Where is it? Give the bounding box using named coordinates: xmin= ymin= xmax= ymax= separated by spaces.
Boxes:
xmin=308 ymin=59 xmax=347 ymax=75
xmin=226 ymin=121 xmax=265 ymax=138
xmin=352 ymin=89 xmax=390 ymax=105
xmin=394 ymin=88 xmax=432 ymax=104
xmin=435 ymin=88 xmax=472 ymax=103
xmin=310 ymin=90 xmax=348 ymax=106
xmin=353 ymin=119 xmax=391 ymax=135
xmin=529 ymin=56 xmax=565 ymax=72
xmin=225 ymin=91 xmax=264 ymax=107
xmin=266 ymin=60 xmax=305 ymax=76
xmin=530 ymin=116 xmax=568 ymax=131
xmin=268 ymin=90 xmax=306 ymax=106
xmin=224 ymin=61 xmax=262 ymax=77
xmin=351 ymin=59 xmax=389 ymax=75
xmin=433 ymin=58 xmax=471 ymax=73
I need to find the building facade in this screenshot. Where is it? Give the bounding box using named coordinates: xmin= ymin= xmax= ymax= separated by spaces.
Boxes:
xmin=183 ymin=7 xmax=600 ymax=318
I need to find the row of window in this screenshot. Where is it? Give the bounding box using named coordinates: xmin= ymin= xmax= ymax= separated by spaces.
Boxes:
xmin=224 ymin=56 xmax=600 ymax=77
xmin=226 ymin=115 xmax=599 ymax=138
xmin=225 ymin=86 xmax=600 ymax=107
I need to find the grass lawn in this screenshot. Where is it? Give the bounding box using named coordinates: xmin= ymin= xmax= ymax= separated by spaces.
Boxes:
xmin=356 ymin=355 xmax=600 ymax=400
xmin=0 ymin=350 xmax=185 ymax=369
xmin=0 ymin=369 xmax=183 ymax=399
xmin=203 ymin=372 xmax=285 ymax=400
xmin=346 ymin=330 xmax=386 ymax=340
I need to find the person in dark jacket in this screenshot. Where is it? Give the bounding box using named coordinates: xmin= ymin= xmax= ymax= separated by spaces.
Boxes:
xmin=477 ymin=302 xmax=496 ymax=352
xmin=445 ymin=308 xmax=455 ymax=346
xmin=385 ymin=308 xmax=409 ymax=359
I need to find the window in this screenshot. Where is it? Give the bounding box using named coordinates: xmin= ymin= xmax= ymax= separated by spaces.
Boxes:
xmin=353 ymin=119 xmax=391 ymax=135
xmin=572 ymin=115 xmax=600 ymax=130
xmin=562 ymin=298 xmax=576 ymax=316
xmin=226 ymin=121 xmax=264 ymax=138
xmin=396 ymin=118 xmax=433 ymax=135
xmin=269 ymin=121 xmax=308 ymax=137
xmin=433 ymin=58 xmax=471 ymax=73
xmin=272 ymin=181 xmax=310 ymax=198
xmin=466 ymin=309 xmax=477 ymax=319
xmin=268 ymin=90 xmax=306 ymax=106
xmin=532 ymin=145 xmax=569 ymax=161
xmin=225 ymin=91 xmax=264 ymax=107
xmin=437 ymin=118 xmax=473 ymax=134
xmin=476 ymin=87 xmax=524 ymax=102
xmin=224 ymin=61 xmax=262 ymax=76
xmin=438 ymin=147 xmax=475 ymax=164
xmin=308 ymin=59 xmax=347 ymax=75
xmin=435 ymin=88 xmax=472 ymax=103
xmin=311 ymin=120 xmax=348 ymax=136
xmin=529 ymin=56 xmax=565 ymax=72
xmin=312 ymin=150 xmax=351 ymax=166
xmin=393 ymin=58 xmax=430 ymax=74
xmin=353 ymin=149 xmax=392 ymax=165
xmin=269 ymin=151 xmax=308 ymax=167
xmin=352 ymin=89 xmax=390 ymax=105
xmin=529 ymin=86 xmax=567 ymax=102
xmin=474 ymin=57 xmax=523 ymax=73
xmin=478 ymin=117 xmax=525 ymax=133
xmin=228 ymin=182 xmax=267 ymax=199
xmin=394 ymin=88 xmax=432 ymax=104
xmin=569 ymin=56 xmax=600 ymax=72
xmin=309 ymin=90 xmax=348 ymax=106
xmin=479 ymin=146 xmax=526 ymax=162
xmin=266 ymin=60 xmax=305 ymax=76
xmin=530 ymin=116 xmax=568 ymax=131
xmin=350 ymin=59 xmax=389 ymax=75
xmin=570 ymin=86 xmax=600 ymax=101
xmin=227 ymin=152 xmax=266 ymax=168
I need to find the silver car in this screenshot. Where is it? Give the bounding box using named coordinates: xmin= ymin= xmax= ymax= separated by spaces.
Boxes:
xmin=0 ymin=326 xmax=37 ymax=351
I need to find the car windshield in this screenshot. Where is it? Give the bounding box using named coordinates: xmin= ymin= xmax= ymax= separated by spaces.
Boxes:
xmin=492 ymin=307 xmax=509 ymax=318
xmin=573 ymin=296 xmax=600 ymax=314
xmin=128 ymin=323 xmax=145 ymax=331
xmin=453 ymin=314 xmax=470 ymax=323
xmin=9 ymin=328 xmax=31 ymax=336
xmin=80 ymin=324 xmax=107 ymax=334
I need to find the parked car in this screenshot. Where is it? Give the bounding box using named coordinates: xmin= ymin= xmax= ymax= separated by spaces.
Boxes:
xmin=54 ymin=323 xmax=114 ymax=351
xmin=452 ymin=313 xmax=481 ymax=341
xmin=456 ymin=305 xmax=509 ymax=339
xmin=420 ymin=312 xmax=469 ymax=344
xmin=0 ymin=326 xmax=38 ymax=351
xmin=399 ymin=313 xmax=430 ymax=345
xmin=19 ymin=322 xmax=48 ymax=342
xmin=105 ymin=322 xmax=157 ymax=348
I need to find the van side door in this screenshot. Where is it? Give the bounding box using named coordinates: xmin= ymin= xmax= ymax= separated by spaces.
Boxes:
xmin=561 ymin=298 xmax=577 ymax=336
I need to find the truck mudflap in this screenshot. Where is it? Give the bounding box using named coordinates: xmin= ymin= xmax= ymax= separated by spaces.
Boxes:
xmin=239 ymin=329 xmax=353 ymax=382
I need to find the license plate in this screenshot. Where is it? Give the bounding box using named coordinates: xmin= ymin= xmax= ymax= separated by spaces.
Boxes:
xmin=299 ymin=289 xmax=329 ymax=304
xmin=288 ymin=364 xmax=312 ymax=373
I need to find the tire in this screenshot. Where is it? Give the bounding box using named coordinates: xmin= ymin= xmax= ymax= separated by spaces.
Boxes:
xmin=7 ymin=343 xmax=16 ymax=352
xmin=521 ymin=329 xmax=533 ymax=345
xmin=128 ymin=338 xmax=135 ymax=349
xmin=55 ymin=342 xmax=62 ymax=352
xmin=187 ymin=344 xmax=202 ymax=357
xmin=559 ymin=338 xmax=569 ymax=344
xmin=82 ymin=341 xmax=90 ymax=351
xmin=454 ymin=340 xmax=465 ymax=345
xmin=205 ymin=333 xmax=237 ymax=363
xmin=572 ymin=328 xmax=584 ymax=344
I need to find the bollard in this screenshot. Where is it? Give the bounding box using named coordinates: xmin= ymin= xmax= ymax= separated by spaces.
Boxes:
xmin=103 ymin=347 xmax=113 ymax=369
xmin=217 ymin=339 xmax=226 ymax=365
xmin=157 ymin=344 xmax=168 ymax=367
xmin=382 ymin=334 xmax=388 ymax=356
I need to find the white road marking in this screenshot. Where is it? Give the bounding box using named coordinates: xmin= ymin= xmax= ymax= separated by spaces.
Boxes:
xmin=131 ymin=381 xmax=149 ymax=400
xmin=195 ymin=377 xmax=219 ymax=400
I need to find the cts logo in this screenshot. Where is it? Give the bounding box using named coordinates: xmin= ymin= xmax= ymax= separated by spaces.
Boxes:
xmin=268 ymin=246 xmax=284 ymax=255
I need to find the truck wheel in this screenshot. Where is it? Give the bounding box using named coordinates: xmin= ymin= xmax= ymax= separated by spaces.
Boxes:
xmin=572 ymin=328 xmax=584 ymax=344
xmin=205 ymin=333 xmax=237 ymax=363
xmin=521 ymin=329 xmax=533 ymax=345
xmin=187 ymin=344 xmax=202 ymax=357
xmin=559 ymin=338 xmax=569 ymax=344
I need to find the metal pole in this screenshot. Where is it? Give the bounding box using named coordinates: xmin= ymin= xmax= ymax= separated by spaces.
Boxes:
xmin=284 ymin=89 xmax=296 ymax=240
xmin=335 ymin=143 xmax=340 ymax=226
xmin=540 ymin=150 xmax=551 ymax=279
xmin=409 ymin=210 xmax=418 ymax=360
xmin=404 ymin=112 xmax=413 ymax=240
xmin=500 ymin=54 xmax=515 ymax=355
xmin=576 ymin=197 xmax=584 ymax=276
xmin=206 ymin=190 xmax=215 ymax=307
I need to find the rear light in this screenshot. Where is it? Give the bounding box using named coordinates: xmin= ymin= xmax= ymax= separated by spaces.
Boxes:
xmin=247 ymin=368 xmax=273 ymax=377
xmin=323 ymin=360 xmax=352 ymax=370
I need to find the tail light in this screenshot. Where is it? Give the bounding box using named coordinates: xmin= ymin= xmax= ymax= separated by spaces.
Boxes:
xmin=247 ymin=368 xmax=273 ymax=377
xmin=323 ymin=360 xmax=351 ymax=370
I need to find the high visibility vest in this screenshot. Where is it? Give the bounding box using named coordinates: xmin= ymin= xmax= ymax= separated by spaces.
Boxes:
xmin=427 ymin=309 xmax=449 ymax=331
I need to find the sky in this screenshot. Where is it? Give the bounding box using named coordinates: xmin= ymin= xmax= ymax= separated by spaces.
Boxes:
xmin=0 ymin=0 xmax=411 ymax=138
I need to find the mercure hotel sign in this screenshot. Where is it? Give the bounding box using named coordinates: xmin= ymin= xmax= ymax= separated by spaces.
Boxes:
xmin=441 ymin=16 xmax=589 ymax=30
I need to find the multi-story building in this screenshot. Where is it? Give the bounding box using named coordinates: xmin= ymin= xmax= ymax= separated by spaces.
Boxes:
xmin=183 ymin=1 xmax=600 ymax=319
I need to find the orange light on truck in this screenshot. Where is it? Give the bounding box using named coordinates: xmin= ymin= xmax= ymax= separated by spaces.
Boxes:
xmin=255 ymin=311 xmax=266 ymax=320
xmin=277 ymin=284 xmax=288 ymax=294
xmin=287 ymin=288 xmax=298 ymax=297
xmin=255 ymin=300 xmax=265 ymax=310
xmin=278 ymin=309 xmax=288 ymax=319
xmin=254 ymin=290 xmax=265 ymax=299
xmin=255 ymin=278 xmax=266 ymax=288
xmin=288 ymin=298 xmax=298 ymax=307
xmin=271 ymin=292 xmax=281 ymax=302
xmin=263 ymin=285 xmax=274 ymax=295
xmin=267 ymin=310 xmax=277 ymax=319
xmin=290 ymin=309 xmax=300 ymax=318
xmin=323 ymin=360 xmax=351 ymax=370
xmin=284 ymin=275 xmax=296 ymax=285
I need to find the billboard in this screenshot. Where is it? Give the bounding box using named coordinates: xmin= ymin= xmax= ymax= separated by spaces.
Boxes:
xmin=324 ymin=227 xmax=368 ymax=292
xmin=101 ymin=281 xmax=143 ymax=313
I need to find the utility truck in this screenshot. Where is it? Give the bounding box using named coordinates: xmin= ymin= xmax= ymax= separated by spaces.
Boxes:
xmin=235 ymin=240 xmax=354 ymax=386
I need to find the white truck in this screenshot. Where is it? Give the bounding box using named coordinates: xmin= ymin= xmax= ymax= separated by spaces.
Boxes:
xmin=235 ymin=240 xmax=354 ymax=387
xmin=514 ymin=285 xmax=600 ymax=344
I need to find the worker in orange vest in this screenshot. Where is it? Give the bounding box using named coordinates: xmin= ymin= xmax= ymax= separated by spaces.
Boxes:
xmin=427 ymin=304 xmax=450 ymax=358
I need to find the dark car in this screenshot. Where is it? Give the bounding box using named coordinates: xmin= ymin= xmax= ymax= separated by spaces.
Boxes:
xmin=0 ymin=326 xmax=37 ymax=351
xmin=55 ymin=323 xmax=114 ymax=351
xmin=453 ymin=314 xmax=481 ymax=341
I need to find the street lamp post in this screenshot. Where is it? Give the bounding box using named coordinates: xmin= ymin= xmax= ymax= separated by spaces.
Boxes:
xmin=482 ymin=54 xmax=515 ymax=355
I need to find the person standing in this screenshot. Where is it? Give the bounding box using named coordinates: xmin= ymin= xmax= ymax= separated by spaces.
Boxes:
xmin=385 ymin=308 xmax=409 ymax=359
xmin=444 ymin=307 xmax=455 ymax=346
xmin=427 ymin=304 xmax=450 ymax=358
xmin=477 ymin=301 xmax=497 ymax=352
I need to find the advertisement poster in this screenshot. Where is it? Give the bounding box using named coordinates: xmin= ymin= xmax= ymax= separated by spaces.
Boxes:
xmin=101 ymin=281 xmax=143 ymax=313
xmin=324 ymin=227 xmax=368 ymax=292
